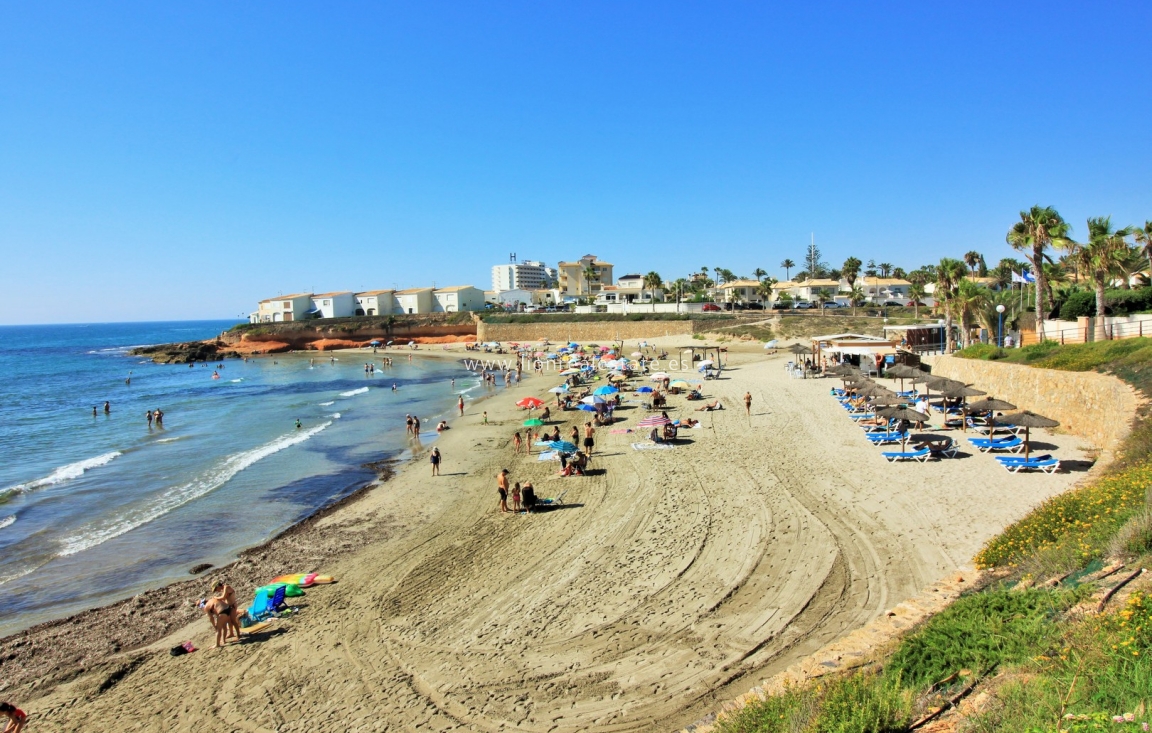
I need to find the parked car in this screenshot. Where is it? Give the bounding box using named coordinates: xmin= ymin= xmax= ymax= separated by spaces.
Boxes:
xmin=792 ymin=301 xmax=812 ymax=309
xmin=743 ymin=302 xmax=765 ymax=310
xmin=883 ymin=301 xmax=904 ymax=307
xmin=822 ymin=302 xmax=843 ymax=309
xmin=702 ymin=303 xmax=722 ymax=312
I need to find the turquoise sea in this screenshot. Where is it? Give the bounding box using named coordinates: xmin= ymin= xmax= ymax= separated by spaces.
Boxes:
xmin=0 ymin=321 xmax=478 ymax=636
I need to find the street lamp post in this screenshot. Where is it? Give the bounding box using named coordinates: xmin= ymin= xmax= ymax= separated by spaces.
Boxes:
xmin=996 ymin=304 xmax=1006 ymax=347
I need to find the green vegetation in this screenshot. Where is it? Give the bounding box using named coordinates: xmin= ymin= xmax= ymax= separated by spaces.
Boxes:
xmin=717 ymin=339 xmax=1152 ymax=732
xmin=479 ymin=312 xmax=735 ymax=324
xmin=1058 ymin=286 xmax=1152 ymax=319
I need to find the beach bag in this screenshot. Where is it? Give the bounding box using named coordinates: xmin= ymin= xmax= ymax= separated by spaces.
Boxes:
xmin=169 ymin=641 xmax=196 ymax=656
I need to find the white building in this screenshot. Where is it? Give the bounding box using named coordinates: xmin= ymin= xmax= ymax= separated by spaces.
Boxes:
xmin=250 ymin=293 xmax=314 ymax=323
xmin=310 ymin=292 xmax=356 ymax=319
xmin=491 ymin=260 xmax=553 ymax=292
xmin=395 ymin=287 xmax=435 ymax=314
xmin=354 ymin=290 xmax=395 ymax=316
xmin=433 ymin=285 xmax=486 ymax=312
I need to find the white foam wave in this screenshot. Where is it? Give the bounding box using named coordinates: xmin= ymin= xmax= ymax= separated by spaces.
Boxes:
xmin=58 ymin=421 xmax=332 ymax=557
xmin=318 ymin=401 xmax=335 ymax=406
xmin=339 ymin=387 xmax=369 ymax=397
xmin=329 ymin=413 xmax=341 ymax=419
xmin=0 ymin=565 xmax=37 ymax=587
xmin=230 ymin=378 xmax=243 ymax=383
xmin=0 ymin=515 xmax=15 ymax=530
xmin=155 ymin=436 xmax=188 ymax=444
xmin=2 ymin=452 xmax=122 ymax=499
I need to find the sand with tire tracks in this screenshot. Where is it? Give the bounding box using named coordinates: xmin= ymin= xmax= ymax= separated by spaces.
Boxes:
xmin=21 ymin=341 xmax=1088 ymax=732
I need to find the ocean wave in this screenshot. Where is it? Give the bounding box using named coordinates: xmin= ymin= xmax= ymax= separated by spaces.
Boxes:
xmin=230 ymin=378 xmax=243 ymax=383
xmin=339 ymin=387 xmax=369 ymax=397
xmin=318 ymin=401 xmax=335 ymax=406
xmin=58 ymin=421 xmax=332 ymax=557
xmin=0 ymin=564 xmax=37 ymax=587
xmin=0 ymin=515 xmax=15 ymax=530
xmin=328 ymin=413 xmax=341 ymax=419
xmin=1 ymin=452 xmax=122 ymax=501
xmin=154 ymin=436 xmax=188 ymax=444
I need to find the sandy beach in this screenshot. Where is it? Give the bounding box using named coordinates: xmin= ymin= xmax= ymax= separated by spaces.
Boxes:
xmin=11 ymin=339 xmax=1089 ymax=732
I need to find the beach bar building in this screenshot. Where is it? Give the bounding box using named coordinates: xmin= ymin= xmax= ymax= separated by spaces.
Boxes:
xmin=250 ymin=293 xmax=314 ymax=323
xmin=810 ymin=333 xmax=901 ymax=374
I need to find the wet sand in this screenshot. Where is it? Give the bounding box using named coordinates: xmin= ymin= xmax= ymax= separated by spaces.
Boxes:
xmin=10 ymin=341 xmax=1089 ymax=731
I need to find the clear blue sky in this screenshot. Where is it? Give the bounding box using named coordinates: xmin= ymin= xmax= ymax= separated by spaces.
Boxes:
xmin=2 ymin=1 xmax=1149 ymax=324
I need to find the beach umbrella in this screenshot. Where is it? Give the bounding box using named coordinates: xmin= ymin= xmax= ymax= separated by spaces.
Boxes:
xmin=650 ymin=372 xmax=669 ymax=381
xmin=857 ymin=384 xmax=894 ymax=397
xmin=559 ymin=368 xmax=579 ymax=375
xmin=369 ymin=340 xmax=382 ymax=346
xmin=884 ymin=363 xmax=919 ymax=391
xmin=631 ymin=351 xmax=643 ymax=357
xmin=962 ymin=397 xmax=1016 ymax=433
xmin=764 ymin=340 xmax=779 ymax=349
xmin=523 ymin=418 xmax=544 ymax=427
xmin=581 ymin=395 xmax=606 ymax=405
xmin=548 ymin=386 xmax=568 ymax=394
xmin=997 ymin=411 xmax=1060 ymax=460
xmin=548 ymin=440 xmax=577 ymax=453
xmin=788 ymin=343 xmax=812 ymax=355
xmin=637 ymin=415 xmax=671 ymax=428
xmin=636 ymin=386 xmax=654 ymax=393
xmin=593 ymin=385 xmax=618 ymax=395
xmin=698 ymin=359 xmax=714 ymax=368
xmin=609 ymin=373 xmax=627 ymax=382
xmin=669 ymin=380 xmax=691 ymax=389
xmin=517 ymin=397 xmax=544 ymax=409
xmin=869 ymin=394 xmax=907 ymax=407
xmin=578 ymin=404 xmax=597 ymax=412
xmin=877 ymin=405 xmax=933 ymax=451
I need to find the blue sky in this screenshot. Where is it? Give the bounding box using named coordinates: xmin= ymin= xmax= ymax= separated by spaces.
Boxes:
xmin=2 ymin=1 xmax=1150 ymax=324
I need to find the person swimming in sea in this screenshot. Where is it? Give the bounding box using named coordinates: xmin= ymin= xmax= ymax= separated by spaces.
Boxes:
xmin=295 ymin=419 xmax=302 ymax=429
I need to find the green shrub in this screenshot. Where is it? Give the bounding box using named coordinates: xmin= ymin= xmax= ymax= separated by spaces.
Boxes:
xmin=1059 ymin=290 xmax=1096 ymax=319
xmin=1107 ymin=286 xmax=1152 ymax=315
xmin=887 ymin=589 xmax=1073 ymax=686
xmin=714 ymin=672 xmax=911 ymax=733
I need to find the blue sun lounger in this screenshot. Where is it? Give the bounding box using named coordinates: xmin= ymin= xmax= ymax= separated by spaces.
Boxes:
xmin=247 ymin=585 xmax=287 ymax=623
xmin=882 ymin=447 xmax=931 ymax=462
xmin=995 ymin=455 xmax=1060 ymax=473
xmin=968 ymin=436 xmax=1024 ymax=453
xmin=866 ymin=431 xmax=905 ymax=445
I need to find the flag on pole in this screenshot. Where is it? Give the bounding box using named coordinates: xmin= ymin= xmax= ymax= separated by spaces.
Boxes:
xmin=1011 ymin=271 xmax=1026 ymax=283
xmin=1011 ymin=270 xmax=1036 ymax=284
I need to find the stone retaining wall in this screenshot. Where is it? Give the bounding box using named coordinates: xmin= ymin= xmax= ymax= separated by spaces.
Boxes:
xmin=926 ymin=355 xmax=1140 ymax=454
xmin=477 ymin=319 xmax=698 ymax=343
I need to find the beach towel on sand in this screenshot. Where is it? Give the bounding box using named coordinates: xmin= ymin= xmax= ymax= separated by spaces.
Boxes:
xmin=609 ymin=428 xmax=632 ymax=434
xmin=631 ymin=442 xmax=675 ymax=450
xmin=538 ymin=451 xmax=560 ymax=461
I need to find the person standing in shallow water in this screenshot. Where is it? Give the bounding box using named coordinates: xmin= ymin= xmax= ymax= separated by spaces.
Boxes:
xmin=147 ymin=410 xmax=153 ymax=428
xmin=458 ymin=395 xmax=465 ymax=416
xmin=103 ymin=401 xmax=111 ymax=414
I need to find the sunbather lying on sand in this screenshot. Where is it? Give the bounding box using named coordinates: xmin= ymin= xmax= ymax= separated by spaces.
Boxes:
xmin=696 ymin=400 xmax=722 ymax=411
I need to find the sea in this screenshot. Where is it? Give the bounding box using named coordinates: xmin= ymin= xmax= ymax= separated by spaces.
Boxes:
xmin=0 ymin=321 xmax=480 ymax=637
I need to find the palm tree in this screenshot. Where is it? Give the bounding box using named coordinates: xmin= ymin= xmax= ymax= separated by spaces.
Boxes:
xmin=642 ymin=271 xmax=664 ymax=302
xmin=713 ymin=267 xmax=724 ymax=287
xmin=815 ymin=288 xmax=833 ymax=312
xmin=878 ymin=262 xmax=893 ymax=278
xmin=1134 ymin=221 xmax=1152 ymax=273
xmin=953 ymin=280 xmax=990 ymax=347
xmin=975 ymin=289 xmax=1021 ymax=342
xmin=1117 ymin=246 xmax=1149 ymax=289
xmin=757 ymin=278 xmax=777 ymax=306
xmin=1075 ymin=217 xmax=1133 ymax=340
xmin=753 ymin=267 xmax=767 ymax=282
xmin=1007 ymin=205 xmax=1070 ymax=335
xmin=580 ymin=265 xmax=599 ymax=297
xmin=842 ymin=257 xmax=862 ymax=288
xmin=963 ymin=251 xmax=982 ymax=274
xmin=891 ymin=267 xmax=907 ymax=280
xmin=935 ymin=257 xmax=968 ymax=351
xmin=907 ymin=283 xmax=926 ymax=318
xmin=780 ymin=259 xmax=795 ymax=280
xmin=848 ymin=285 xmax=865 ymax=316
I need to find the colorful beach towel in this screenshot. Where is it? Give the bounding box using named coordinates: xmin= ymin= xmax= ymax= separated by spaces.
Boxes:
xmin=538 ymin=451 xmax=560 ymax=461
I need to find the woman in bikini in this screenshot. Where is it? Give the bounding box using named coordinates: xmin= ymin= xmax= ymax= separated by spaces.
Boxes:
xmin=0 ymin=703 xmax=27 ymax=733
xmin=211 ymin=581 xmax=242 ymax=641
xmin=203 ymin=594 xmax=234 ymax=648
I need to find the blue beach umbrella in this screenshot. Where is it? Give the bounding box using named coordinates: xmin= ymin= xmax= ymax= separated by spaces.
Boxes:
xmin=578 ymin=404 xmax=597 ymax=411
xmin=636 ymin=386 xmax=653 ymax=393
xmin=548 ymin=440 xmax=577 ymax=452
xmin=593 ymin=385 xmax=618 ymax=395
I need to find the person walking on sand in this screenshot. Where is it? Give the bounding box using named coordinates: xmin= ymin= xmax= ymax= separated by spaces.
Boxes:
xmin=513 ymin=431 xmax=523 ymax=453
xmin=0 ymin=702 xmax=28 ymax=733
xmin=430 ymin=447 xmax=442 ymax=476
xmin=458 ymin=395 xmax=465 ymax=416
xmin=482 ymin=410 xmax=488 ymax=425
xmin=497 ymin=469 xmax=510 ymax=513
xmin=583 ymin=422 xmax=596 ymax=456
xmin=744 ymin=391 xmax=752 ymax=416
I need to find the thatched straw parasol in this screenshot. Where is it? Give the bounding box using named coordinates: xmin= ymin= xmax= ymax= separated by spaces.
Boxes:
xmin=788 ymin=343 xmax=813 ymax=355
xmin=877 ymin=405 xmax=933 ymax=451
xmin=997 ymin=410 xmax=1060 ymax=459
